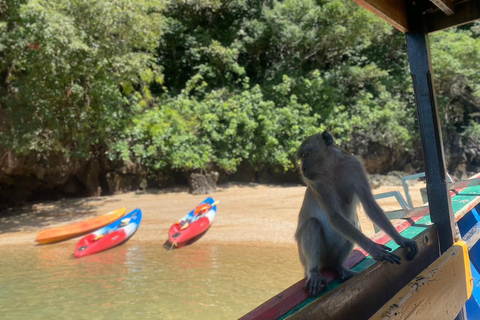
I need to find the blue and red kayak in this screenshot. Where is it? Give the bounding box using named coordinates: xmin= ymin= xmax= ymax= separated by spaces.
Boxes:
xmin=75 ymin=208 xmax=142 ymax=258
xmin=168 ymin=197 xmax=217 ymax=248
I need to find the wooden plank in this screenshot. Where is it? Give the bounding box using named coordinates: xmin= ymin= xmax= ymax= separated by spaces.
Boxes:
xmin=451 ymin=185 xmax=480 ymax=221
xmin=430 ymin=0 xmax=455 ymax=15
xmin=284 ymin=226 xmax=439 ymax=320
xmin=450 ymin=177 xmax=480 ymax=193
xmin=354 ymin=0 xmax=409 ymax=32
xmin=370 ymin=242 xmax=473 ymax=320
xmin=382 ymin=178 xmax=479 ymax=220
xmin=404 ymin=186 xmax=480 ymax=222
xmin=384 ymin=206 xmax=429 ymax=220
xmin=420 ymin=177 xmax=480 ymax=204
xmin=426 ymin=0 xmax=480 ymax=33
xmin=463 ymin=222 xmax=480 ymax=249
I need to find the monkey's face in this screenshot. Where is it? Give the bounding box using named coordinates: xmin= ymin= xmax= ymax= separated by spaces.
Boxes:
xmin=296 ymin=131 xmax=334 ymax=181
xmin=298 ymin=146 xmax=317 ymax=180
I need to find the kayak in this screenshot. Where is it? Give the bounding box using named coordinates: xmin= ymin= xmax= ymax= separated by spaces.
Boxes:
xmin=75 ymin=208 xmax=142 ymax=258
xmin=168 ymin=197 xmax=217 ymax=248
xmin=36 ymin=208 xmax=127 ymax=245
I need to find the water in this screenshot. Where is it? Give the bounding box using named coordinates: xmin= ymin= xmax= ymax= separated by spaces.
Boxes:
xmin=0 ymin=242 xmax=302 ymax=319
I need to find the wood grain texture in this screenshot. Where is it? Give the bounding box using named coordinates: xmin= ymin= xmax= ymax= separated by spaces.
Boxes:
xmin=370 ymin=242 xmax=473 ymax=320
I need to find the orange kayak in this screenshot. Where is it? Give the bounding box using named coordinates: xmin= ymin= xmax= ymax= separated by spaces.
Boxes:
xmin=36 ymin=208 xmax=127 ymax=244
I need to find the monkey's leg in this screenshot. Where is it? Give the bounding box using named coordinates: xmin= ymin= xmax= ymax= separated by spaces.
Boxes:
xmin=297 ymin=218 xmax=328 ymax=296
xmin=331 ymin=239 xmax=356 ymax=283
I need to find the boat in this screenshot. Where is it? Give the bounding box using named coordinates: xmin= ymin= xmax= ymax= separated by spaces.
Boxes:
xmin=36 ymin=208 xmax=127 ymax=244
xmin=167 ymin=197 xmax=217 ymax=249
xmin=75 ymin=208 xmax=142 ymax=258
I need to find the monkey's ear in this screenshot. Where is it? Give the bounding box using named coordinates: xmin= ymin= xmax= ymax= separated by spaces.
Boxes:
xmin=321 ymin=131 xmax=334 ymax=146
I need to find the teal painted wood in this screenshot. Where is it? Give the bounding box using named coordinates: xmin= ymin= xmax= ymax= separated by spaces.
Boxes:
xmin=280 ymin=184 xmax=480 ymax=319
xmin=451 ymin=185 xmax=480 ymax=214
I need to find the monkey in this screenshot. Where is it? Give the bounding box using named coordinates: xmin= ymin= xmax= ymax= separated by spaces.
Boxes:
xmin=295 ymin=131 xmax=418 ymax=296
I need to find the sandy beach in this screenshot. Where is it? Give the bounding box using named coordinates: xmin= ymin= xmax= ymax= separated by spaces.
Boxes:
xmin=0 ymin=181 xmax=426 ymax=248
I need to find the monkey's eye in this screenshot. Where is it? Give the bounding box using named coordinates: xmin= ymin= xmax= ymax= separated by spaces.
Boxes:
xmin=302 ymin=151 xmax=309 ymax=159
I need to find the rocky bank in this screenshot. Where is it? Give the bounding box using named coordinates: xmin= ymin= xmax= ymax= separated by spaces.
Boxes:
xmin=1 ymin=135 xmax=479 ymax=208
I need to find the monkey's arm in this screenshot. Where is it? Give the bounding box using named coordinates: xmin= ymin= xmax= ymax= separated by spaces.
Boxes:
xmin=328 ymin=206 xmax=401 ymax=264
xmin=320 ymin=192 xmax=402 ymax=264
xmin=354 ymin=176 xmax=418 ymax=260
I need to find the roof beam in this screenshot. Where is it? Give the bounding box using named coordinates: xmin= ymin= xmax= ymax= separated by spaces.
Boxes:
xmin=426 ymin=0 xmax=480 ymax=32
xmin=355 ymin=0 xmax=480 ymax=34
xmin=354 ymin=0 xmax=409 ymax=32
xmin=430 ymin=0 xmax=455 ymax=15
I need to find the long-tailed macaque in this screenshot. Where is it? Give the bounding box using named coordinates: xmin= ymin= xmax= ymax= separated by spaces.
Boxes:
xmin=295 ymin=131 xmax=418 ymax=296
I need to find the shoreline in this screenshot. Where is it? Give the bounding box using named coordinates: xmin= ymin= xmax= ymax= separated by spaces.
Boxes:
xmin=0 ymin=182 xmax=426 ymax=248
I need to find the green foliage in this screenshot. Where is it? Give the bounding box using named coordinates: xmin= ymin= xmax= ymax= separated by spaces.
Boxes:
xmin=146 ymin=0 xmax=418 ymax=169
xmin=430 ymin=24 xmax=480 ymax=133
xmin=2 ymin=0 xmax=479 ymax=178
xmin=0 ymin=0 xmax=164 ymax=156
xmin=120 ymin=80 xmax=319 ymax=172
xmin=463 ymin=121 xmax=480 ymax=146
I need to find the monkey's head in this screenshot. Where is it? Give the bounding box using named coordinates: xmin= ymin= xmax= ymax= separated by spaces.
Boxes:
xmin=296 ymin=131 xmax=335 ymax=181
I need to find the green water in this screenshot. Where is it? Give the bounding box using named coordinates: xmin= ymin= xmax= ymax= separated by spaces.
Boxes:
xmin=0 ymin=242 xmax=301 ymax=319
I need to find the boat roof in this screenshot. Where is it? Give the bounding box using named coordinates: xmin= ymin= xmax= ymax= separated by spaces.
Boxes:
xmin=355 ymin=0 xmax=480 ymax=33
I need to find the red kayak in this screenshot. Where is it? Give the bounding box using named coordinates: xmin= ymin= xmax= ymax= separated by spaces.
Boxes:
xmin=75 ymin=208 xmax=142 ymax=258
xmin=168 ymin=197 xmax=217 ymax=249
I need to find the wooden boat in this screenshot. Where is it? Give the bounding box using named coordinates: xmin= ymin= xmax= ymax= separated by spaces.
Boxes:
xmin=167 ymin=197 xmax=217 ymax=249
xmin=240 ymin=175 xmax=480 ymax=320
xmin=75 ymin=208 xmax=142 ymax=258
xmin=35 ymin=208 xmax=127 ymax=244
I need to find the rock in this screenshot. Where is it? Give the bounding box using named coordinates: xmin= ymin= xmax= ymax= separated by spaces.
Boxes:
xmin=189 ymin=172 xmax=219 ymax=195
xmin=344 ymin=133 xmax=414 ymax=174
xmin=0 ymin=147 xmax=83 ymax=204
xmin=117 ymin=161 xmax=145 ymax=175
xmin=368 ymin=175 xmax=383 ymax=189
xmin=63 ymin=177 xmax=81 ymax=194
xmin=106 ymin=172 xmax=147 ymax=194
xmin=367 ymin=171 xmax=425 ymax=190
xmin=76 ymin=159 xmax=101 ymax=196
xmin=106 ymin=162 xmax=147 ymax=194
xmin=404 ymin=163 xmax=415 ymax=174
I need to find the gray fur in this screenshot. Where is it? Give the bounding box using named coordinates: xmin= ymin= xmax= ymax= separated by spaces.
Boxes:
xmin=296 ymin=131 xmax=418 ymax=296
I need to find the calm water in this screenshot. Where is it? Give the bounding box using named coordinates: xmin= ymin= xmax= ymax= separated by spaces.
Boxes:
xmin=0 ymin=242 xmax=302 ymax=319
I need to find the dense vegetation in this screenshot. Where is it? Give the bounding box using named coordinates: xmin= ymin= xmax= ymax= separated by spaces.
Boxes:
xmin=1 ymin=0 xmax=480 ymax=183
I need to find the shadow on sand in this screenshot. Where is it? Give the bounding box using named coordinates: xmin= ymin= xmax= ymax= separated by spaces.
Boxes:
xmin=0 ymin=196 xmax=122 ymax=235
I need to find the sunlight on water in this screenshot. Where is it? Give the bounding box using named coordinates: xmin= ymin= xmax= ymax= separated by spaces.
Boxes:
xmin=0 ymin=242 xmax=302 ymax=319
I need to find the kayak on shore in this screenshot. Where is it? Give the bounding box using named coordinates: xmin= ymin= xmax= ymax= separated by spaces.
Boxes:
xmin=35 ymin=208 xmax=127 ymax=245
xmin=75 ymin=208 xmax=142 ymax=258
xmin=167 ymin=197 xmax=217 ymax=249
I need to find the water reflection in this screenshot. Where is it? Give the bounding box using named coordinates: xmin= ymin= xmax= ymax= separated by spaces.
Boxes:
xmin=0 ymin=242 xmax=301 ymax=319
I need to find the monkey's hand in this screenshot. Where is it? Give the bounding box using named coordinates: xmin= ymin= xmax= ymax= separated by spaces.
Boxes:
xmin=396 ymin=236 xmax=418 ymax=260
xmin=367 ymin=242 xmax=401 ymax=264
xmin=305 ymin=268 xmax=327 ymax=296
